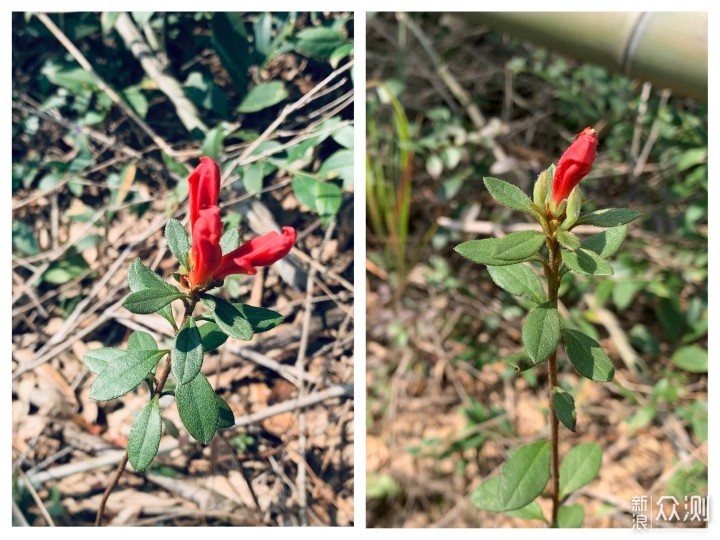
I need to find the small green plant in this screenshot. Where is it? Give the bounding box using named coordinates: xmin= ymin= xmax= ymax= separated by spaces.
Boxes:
xmin=456 ymin=128 xmax=642 ymax=527
xmin=84 ymin=157 xmax=295 ymax=525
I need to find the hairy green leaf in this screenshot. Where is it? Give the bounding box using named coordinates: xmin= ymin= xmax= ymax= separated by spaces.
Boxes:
xmin=83 ymin=347 xmax=125 ymax=374
xmin=198 ymin=321 xmax=228 ymax=351
xmin=165 ymin=219 xmax=190 ymax=270
xmin=484 ymin=177 xmax=536 ymax=216
xmin=175 ymin=373 xmax=218 ymax=443
xmin=127 ymin=331 xmax=158 ymax=352
xmin=123 ymin=288 xmax=184 ymax=315
xmin=492 ymin=231 xmax=545 ymax=262
xmin=522 ymin=303 xmax=560 ymax=363
xmin=128 ymin=398 xmax=162 ymax=471
xmin=574 ymin=208 xmax=642 ymax=228
xmin=580 ymin=225 xmax=627 ymax=259
xmin=171 ymin=318 xmax=204 ymax=385
xmin=562 ymin=248 xmax=613 ymax=276
xmin=562 ymin=329 xmax=615 ymax=382
xmin=557 ymin=504 xmax=584 ymax=528
xmin=499 ymin=441 xmax=551 ymax=510
xmin=487 ymin=264 xmax=546 ymax=304
xmin=216 ymin=394 xmax=235 ymax=429
xmin=553 ymin=386 xmax=576 ymax=432
xmin=556 ymin=230 xmax=580 ymax=251
xmin=560 ymin=442 xmax=602 ymax=497
xmin=201 ymin=295 xmax=253 ymax=341
xmin=455 ymin=238 xmax=524 ymax=267
xmin=231 ymin=303 xmax=285 ymax=333
xmin=90 ymin=350 xmax=167 ymax=401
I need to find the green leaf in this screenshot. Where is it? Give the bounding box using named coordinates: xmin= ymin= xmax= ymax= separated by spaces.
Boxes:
xmin=83 ymin=347 xmax=125 ymax=374
xmin=562 ymin=329 xmax=615 ymax=382
xmin=455 ymin=238 xmax=523 ymax=267
xmin=291 ymin=174 xmax=343 ymax=223
xmin=237 ymin=81 xmax=288 ymax=113
xmin=211 ymin=13 xmax=250 ymax=89
xmin=492 ymin=231 xmax=545 ymax=262
xmin=240 ymin=162 xmax=265 ymax=195
xmin=671 ymin=346 xmax=708 ymax=373
xmin=471 ymin=476 xmax=505 ymax=512
xmin=127 ymin=398 xmax=162 ymax=471
xmin=331 ymin=124 xmax=354 ymax=149
xmin=123 ymin=288 xmax=184 ymax=315
xmin=231 ymin=303 xmax=284 ymax=333
xmin=127 ymin=259 xmax=176 ymax=326
xmin=201 ymin=295 xmax=253 ymax=341
xmin=314 ymin=181 xmax=343 ymax=223
xmin=42 ymin=253 xmax=90 ymax=284
xmin=503 ymin=350 xmax=544 ymax=372
xmin=483 ymin=177 xmax=536 ymax=216
xmin=294 ymin=27 xmax=346 ymax=59
xmin=12 ymin=221 xmax=39 ymax=256
xmin=198 ymin=321 xmax=228 ymax=351
xmin=499 ymin=441 xmax=551 ymax=510
xmin=553 ymin=387 xmax=576 ymax=432
xmin=216 ymin=394 xmax=235 ymax=429
xmin=505 ymin=499 xmax=546 ymax=521
xmin=219 ymin=227 xmax=241 ymax=254
xmin=473 ymin=474 xmax=546 ymax=523
xmin=127 ymin=331 xmax=158 ymax=352
xmin=329 ymin=42 xmax=354 ymax=69
xmin=556 ymin=230 xmax=580 ymax=251
xmin=562 ymin=248 xmax=613 ymax=276
xmin=165 ymin=219 xmax=190 ymax=270
xmin=487 ymin=264 xmax=546 ymax=304
xmin=171 ymin=318 xmax=204 ymax=385
xmin=175 ymin=373 xmax=218 ymax=443
xmin=318 ymin=149 xmax=353 ymax=188
xmin=522 ymin=303 xmax=560 ymax=363
xmin=560 ymin=442 xmax=602 ymax=497
xmin=574 ymin=208 xmax=642 ymax=228
xmin=200 ymin=125 xmax=226 ymax=160
xmin=580 ymin=225 xmax=627 ymax=259
xmin=90 ymin=350 xmax=167 ymax=401
xmin=557 ymin=504 xmax=584 ymax=528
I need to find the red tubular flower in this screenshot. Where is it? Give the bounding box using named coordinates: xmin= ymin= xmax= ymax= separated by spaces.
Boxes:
xmin=183 ymin=157 xmax=296 ymax=290
xmin=188 ymin=157 xmax=220 ymax=230
xmin=213 ymin=227 xmax=297 ymax=280
xmin=551 ymin=127 xmax=598 ymax=205
xmin=188 ymin=206 xmax=223 ymax=288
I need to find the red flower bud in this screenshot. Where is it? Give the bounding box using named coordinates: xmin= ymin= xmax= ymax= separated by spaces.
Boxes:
xmin=188 ymin=157 xmax=220 ymax=230
xmin=213 ymin=227 xmax=297 ymax=280
xmin=551 ymin=127 xmax=598 ymax=205
xmin=188 ymin=206 xmax=223 ymax=288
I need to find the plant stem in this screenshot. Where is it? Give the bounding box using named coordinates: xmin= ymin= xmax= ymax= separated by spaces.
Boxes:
xmin=95 ymin=296 xmax=198 ymax=526
xmin=545 ymin=227 xmax=562 ymax=527
xmin=94 ymin=452 xmax=128 ymax=526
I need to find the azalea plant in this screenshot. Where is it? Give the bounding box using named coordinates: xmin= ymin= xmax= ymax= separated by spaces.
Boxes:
xmin=456 ymin=128 xmax=641 ymax=527
xmin=84 ymin=157 xmax=295 ymax=525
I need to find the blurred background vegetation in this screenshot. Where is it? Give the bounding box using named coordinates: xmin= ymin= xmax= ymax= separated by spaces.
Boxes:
xmin=366 ymin=12 xmax=707 ymax=528
xmin=12 ymin=12 xmax=354 ymax=526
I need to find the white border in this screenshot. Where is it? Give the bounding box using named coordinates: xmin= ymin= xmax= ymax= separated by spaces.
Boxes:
xmin=4 ymin=1 xmax=718 ymax=537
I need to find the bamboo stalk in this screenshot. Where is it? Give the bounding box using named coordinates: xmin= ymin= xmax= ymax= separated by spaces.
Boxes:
xmin=461 ymin=12 xmax=707 ymax=101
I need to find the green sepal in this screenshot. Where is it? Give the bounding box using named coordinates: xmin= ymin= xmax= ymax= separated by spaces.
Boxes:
xmin=165 ymin=218 xmax=190 ymax=270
